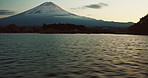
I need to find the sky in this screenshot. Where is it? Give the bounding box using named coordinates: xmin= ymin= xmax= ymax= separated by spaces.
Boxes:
xmin=0 ymin=0 xmax=148 ymax=23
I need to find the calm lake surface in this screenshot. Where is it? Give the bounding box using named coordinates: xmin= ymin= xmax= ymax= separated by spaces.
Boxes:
xmin=0 ymin=33 xmax=148 ymax=78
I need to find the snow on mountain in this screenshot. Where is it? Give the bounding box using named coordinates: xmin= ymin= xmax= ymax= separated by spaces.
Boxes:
xmin=0 ymin=2 xmax=134 ymax=27
xmin=22 ymin=2 xmax=72 ymax=15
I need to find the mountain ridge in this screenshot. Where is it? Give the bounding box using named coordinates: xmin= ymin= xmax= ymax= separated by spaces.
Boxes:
xmin=129 ymin=14 xmax=148 ymax=34
xmin=0 ymin=2 xmax=133 ymax=27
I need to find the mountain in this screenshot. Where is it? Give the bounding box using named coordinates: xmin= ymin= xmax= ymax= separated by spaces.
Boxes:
xmin=129 ymin=14 xmax=148 ymax=34
xmin=0 ymin=2 xmax=133 ymax=27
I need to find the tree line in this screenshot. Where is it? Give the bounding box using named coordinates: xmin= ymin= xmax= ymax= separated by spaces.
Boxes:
xmin=0 ymin=23 xmax=114 ymax=34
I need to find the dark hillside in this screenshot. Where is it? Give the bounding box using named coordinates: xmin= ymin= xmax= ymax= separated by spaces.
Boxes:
xmin=129 ymin=14 xmax=148 ymax=34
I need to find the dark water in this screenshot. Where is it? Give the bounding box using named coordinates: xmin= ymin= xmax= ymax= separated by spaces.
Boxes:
xmin=0 ymin=33 xmax=148 ymax=78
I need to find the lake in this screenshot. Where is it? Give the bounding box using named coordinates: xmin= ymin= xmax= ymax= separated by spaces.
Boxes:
xmin=0 ymin=33 xmax=148 ymax=78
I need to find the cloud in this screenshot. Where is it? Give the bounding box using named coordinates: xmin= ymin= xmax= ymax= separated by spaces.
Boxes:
xmin=71 ymin=3 xmax=108 ymax=10
xmin=0 ymin=10 xmax=15 ymax=15
xmin=84 ymin=3 xmax=108 ymax=9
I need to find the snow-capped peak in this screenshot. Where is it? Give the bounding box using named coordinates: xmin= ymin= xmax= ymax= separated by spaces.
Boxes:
xmin=23 ymin=2 xmax=71 ymax=15
xmin=40 ymin=2 xmax=61 ymax=9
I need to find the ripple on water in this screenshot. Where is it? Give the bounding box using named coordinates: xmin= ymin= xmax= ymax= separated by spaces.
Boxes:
xmin=0 ymin=34 xmax=148 ymax=78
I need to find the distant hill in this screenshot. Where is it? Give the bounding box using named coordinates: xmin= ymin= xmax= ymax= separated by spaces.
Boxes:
xmin=129 ymin=14 xmax=148 ymax=34
xmin=0 ymin=2 xmax=133 ymax=27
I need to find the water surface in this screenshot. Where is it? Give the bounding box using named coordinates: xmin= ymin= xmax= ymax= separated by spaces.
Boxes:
xmin=0 ymin=33 xmax=148 ymax=78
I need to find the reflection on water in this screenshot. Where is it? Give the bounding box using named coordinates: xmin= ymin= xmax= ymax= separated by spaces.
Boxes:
xmin=0 ymin=33 xmax=148 ymax=78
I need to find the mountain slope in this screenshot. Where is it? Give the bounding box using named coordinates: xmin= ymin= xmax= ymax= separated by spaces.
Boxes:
xmin=129 ymin=14 xmax=148 ymax=34
xmin=0 ymin=2 xmax=133 ymax=27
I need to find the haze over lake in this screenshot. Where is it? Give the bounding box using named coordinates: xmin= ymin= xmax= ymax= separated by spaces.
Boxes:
xmin=0 ymin=33 xmax=148 ymax=78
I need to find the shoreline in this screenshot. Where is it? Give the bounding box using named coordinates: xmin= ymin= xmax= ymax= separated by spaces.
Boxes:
xmin=0 ymin=32 xmax=147 ymax=36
